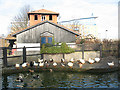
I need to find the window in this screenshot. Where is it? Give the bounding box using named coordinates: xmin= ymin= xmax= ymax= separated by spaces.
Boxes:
xmin=41 ymin=15 xmax=45 ymax=21
xmin=34 ymin=15 xmax=38 ymax=20
xmin=49 ymin=15 xmax=52 ymax=20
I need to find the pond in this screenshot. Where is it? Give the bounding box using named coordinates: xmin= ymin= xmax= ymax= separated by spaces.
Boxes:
xmin=2 ymin=71 xmax=120 ymax=88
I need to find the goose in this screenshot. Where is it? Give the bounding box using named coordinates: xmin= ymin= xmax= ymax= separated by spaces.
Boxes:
xmin=108 ymin=61 xmax=114 ymax=67
xmin=70 ymin=58 xmax=74 ymax=63
xmin=61 ymin=58 xmax=65 ymax=63
xmin=79 ymin=59 xmax=85 ymax=64
xmin=50 ymin=69 xmax=53 ymax=72
xmin=15 ymin=64 xmax=20 ymax=69
xmin=68 ymin=62 xmax=73 ymax=68
xmin=38 ymin=58 xmax=43 ymax=63
xmin=53 ymin=62 xmax=57 ymax=67
xmin=15 ymin=75 xmax=23 ymax=82
xmin=61 ymin=63 xmax=65 ymax=67
xmin=33 ymin=61 xmax=38 ymax=67
xmin=22 ymin=62 xmax=27 ymax=68
xmin=88 ymin=58 xmax=95 ymax=64
xmin=50 ymin=59 xmax=53 ymax=62
xmin=95 ymin=58 xmax=100 ymax=63
xmin=39 ymin=62 xmax=44 ymax=67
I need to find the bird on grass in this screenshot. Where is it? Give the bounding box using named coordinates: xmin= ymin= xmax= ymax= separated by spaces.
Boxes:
xmin=107 ymin=61 xmax=114 ymax=67
xmin=22 ymin=62 xmax=27 ymax=68
xmin=39 ymin=62 xmax=44 ymax=67
xmin=33 ymin=75 xmax=39 ymax=79
xmin=38 ymin=58 xmax=44 ymax=63
xmin=88 ymin=58 xmax=95 ymax=64
xmin=79 ymin=59 xmax=85 ymax=64
xmin=15 ymin=64 xmax=20 ymax=69
xmin=33 ymin=61 xmax=38 ymax=67
xmin=53 ymin=62 xmax=57 ymax=67
xmin=61 ymin=58 xmax=65 ymax=63
xmin=95 ymin=58 xmax=100 ymax=63
xmin=50 ymin=59 xmax=54 ymax=63
xmin=68 ymin=62 xmax=73 ymax=68
xmin=70 ymin=58 xmax=74 ymax=63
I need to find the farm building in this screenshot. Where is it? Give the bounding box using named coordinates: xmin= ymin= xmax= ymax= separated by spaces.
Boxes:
xmin=12 ymin=9 xmax=79 ymax=48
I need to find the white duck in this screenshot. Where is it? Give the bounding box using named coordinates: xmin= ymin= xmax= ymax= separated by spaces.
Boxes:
xmin=61 ymin=63 xmax=65 ymax=67
xmin=70 ymin=58 xmax=74 ymax=63
xmin=68 ymin=62 xmax=73 ymax=68
xmin=95 ymin=58 xmax=100 ymax=63
xmin=88 ymin=58 xmax=95 ymax=64
xmin=61 ymin=58 xmax=65 ymax=63
xmin=15 ymin=64 xmax=20 ymax=69
xmin=39 ymin=62 xmax=44 ymax=67
xmin=50 ymin=59 xmax=53 ymax=62
xmin=53 ymin=62 xmax=57 ymax=67
xmin=22 ymin=63 xmax=27 ymax=68
xmin=33 ymin=61 xmax=38 ymax=67
xmin=38 ymin=58 xmax=43 ymax=63
xmin=79 ymin=59 xmax=85 ymax=64
xmin=108 ymin=61 xmax=114 ymax=67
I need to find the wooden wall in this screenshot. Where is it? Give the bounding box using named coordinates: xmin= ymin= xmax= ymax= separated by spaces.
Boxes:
xmin=17 ymin=22 xmax=76 ymax=43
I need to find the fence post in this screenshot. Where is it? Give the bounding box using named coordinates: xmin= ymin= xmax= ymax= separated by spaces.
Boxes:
xmin=82 ymin=44 xmax=84 ymax=59
xmin=100 ymin=44 xmax=102 ymax=58
xmin=63 ymin=53 xmax=65 ymax=59
xmin=3 ymin=47 xmax=7 ymax=67
xmin=23 ymin=46 xmax=26 ymax=63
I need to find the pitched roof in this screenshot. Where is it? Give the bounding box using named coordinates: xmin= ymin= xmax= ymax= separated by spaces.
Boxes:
xmin=28 ymin=9 xmax=59 ymax=15
xmin=12 ymin=20 xmax=79 ymax=36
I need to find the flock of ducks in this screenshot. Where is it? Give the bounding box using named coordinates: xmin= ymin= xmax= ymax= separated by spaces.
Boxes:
xmin=15 ymin=57 xmax=115 ymax=69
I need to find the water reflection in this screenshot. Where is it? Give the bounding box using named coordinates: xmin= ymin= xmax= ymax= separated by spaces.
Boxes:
xmin=2 ymin=71 xmax=120 ymax=88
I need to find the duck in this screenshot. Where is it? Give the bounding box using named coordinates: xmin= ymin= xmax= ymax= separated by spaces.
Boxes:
xmin=50 ymin=59 xmax=54 ymax=62
xmin=22 ymin=62 xmax=27 ymax=68
xmin=53 ymin=62 xmax=57 ymax=67
xmin=70 ymin=58 xmax=74 ymax=63
xmin=68 ymin=62 xmax=73 ymax=68
xmin=15 ymin=75 xmax=23 ymax=82
xmin=107 ymin=61 xmax=114 ymax=67
xmin=88 ymin=58 xmax=95 ymax=64
xmin=61 ymin=58 xmax=65 ymax=63
xmin=38 ymin=58 xmax=44 ymax=63
xmin=15 ymin=64 xmax=20 ymax=69
xmin=95 ymin=58 xmax=100 ymax=63
xmin=61 ymin=63 xmax=65 ymax=67
xmin=33 ymin=61 xmax=38 ymax=67
xmin=79 ymin=59 xmax=85 ymax=64
xmin=39 ymin=62 xmax=44 ymax=67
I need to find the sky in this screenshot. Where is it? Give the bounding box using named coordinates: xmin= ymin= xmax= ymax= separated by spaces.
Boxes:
xmin=0 ymin=0 xmax=119 ymax=40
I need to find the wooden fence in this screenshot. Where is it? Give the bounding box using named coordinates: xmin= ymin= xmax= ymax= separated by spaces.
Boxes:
xmin=0 ymin=44 xmax=104 ymax=67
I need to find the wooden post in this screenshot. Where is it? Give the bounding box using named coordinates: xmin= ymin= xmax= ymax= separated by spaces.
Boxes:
xmin=63 ymin=53 xmax=65 ymax=59
xmin=23 ymin=46 xmax=26 ymax=63
xmin=82 ymin=44 xmax=84 ymax=59
xmin=3 ymin=47 xmax=7 ymax=67
xmin=100 ymin=44 xmax=102 ymax=58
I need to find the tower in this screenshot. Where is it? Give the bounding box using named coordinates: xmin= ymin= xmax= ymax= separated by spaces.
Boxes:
xmin=27 ymin=9 xmax=59 ymax=26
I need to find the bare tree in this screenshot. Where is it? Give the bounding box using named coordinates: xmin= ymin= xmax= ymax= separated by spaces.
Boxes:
xmin=11 ymin=5 xmax=32 ymax=33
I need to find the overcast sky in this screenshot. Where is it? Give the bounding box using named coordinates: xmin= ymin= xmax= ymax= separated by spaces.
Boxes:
xmin=0 ymin=0 xmax=119 ymax=40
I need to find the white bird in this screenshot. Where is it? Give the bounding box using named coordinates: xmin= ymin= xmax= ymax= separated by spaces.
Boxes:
xmin=79 ymin=63 xmax=83 ymax=68
xmin=70 ymin=58 xmax=74 ymax=63
xmin=53 ymin=62 xmax=57 ymax=67
xmin=108 ymin=62 xmax=114 ymax=67
xmin=68 ymin=62 xmax=73 ymax=68
xmin=38 ymin=58 xmax=43 ymax=63
xmin=88 ymin=58 xmax=95 ymax=64
xmin=39 ymin=62 xmax=44 ymax=67
xmin=15 ymin=64 xmax=20 ymax=69
xmin=33 ymin=61 xmax=38 ymax=67
xmin=95 ymin=58 xmax=100 ymax=63
xmin=79 ymin=59 xmax=85 ymax=64
xmin=50 ymin=59 xmax=53 ymax=62
xmin=22 ymin=63 xmax=27 ymax=68
xmin=61 ymin=63 xmax=65 ymax=67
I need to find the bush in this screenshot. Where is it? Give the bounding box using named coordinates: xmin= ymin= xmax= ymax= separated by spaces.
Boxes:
xmin=40 ymin=42 xmax=75 ymax=54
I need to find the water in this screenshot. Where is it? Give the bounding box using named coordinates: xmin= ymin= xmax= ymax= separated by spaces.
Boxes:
xmin=2 ymin=71 xmax=120 ymax=88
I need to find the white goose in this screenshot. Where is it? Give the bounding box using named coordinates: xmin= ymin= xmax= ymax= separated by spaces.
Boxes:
xmin=108 ymin=61 xmax=114 ymax=67
xmin=15 ymin=64 xmax=20 ymax=69
xmin=53 ymin=62 xmax=57 ymax=67
xmin=22 ymin=63 xmax=27 ymax=68
xmin=95 ymin=58 xmax=100 ymax=63
xmin=61 ymin=58 xmax=65 ymax=63
xmin=68 ymin=62 xmax=73 ymax=68
xmin=39 ymin=62 xmax=44 ymax=67
xmin=33 ymin=61 xmax=38 ymax=67
xmin=70 ymin=58 xmax=74 ymax=63
xmin=88 ymin=58 xmax=95 ymax=64
xmin=61 ymin=63 xmax=65 ymax=67
xmin=38 ymin=58 xmax=43 ymax=63
xmin=79 ymin=59 xmax=85 ymax=64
